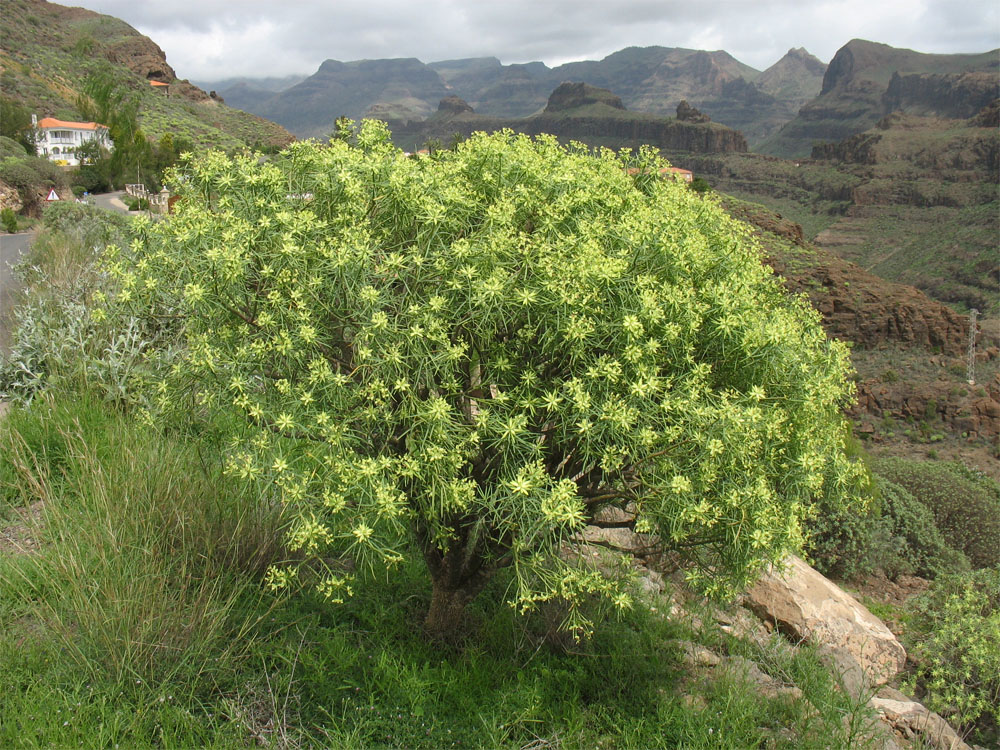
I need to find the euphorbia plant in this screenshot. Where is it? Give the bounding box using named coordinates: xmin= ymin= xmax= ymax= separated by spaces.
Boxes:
xmin=108 ymin=122 xmax=864 ymax=639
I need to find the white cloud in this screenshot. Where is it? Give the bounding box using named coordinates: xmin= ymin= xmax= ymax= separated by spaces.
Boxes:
xmin=69 ymin=0 xmax=1000 ymax=80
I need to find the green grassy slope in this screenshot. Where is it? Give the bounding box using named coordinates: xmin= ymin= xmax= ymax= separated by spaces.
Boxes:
xmin=0 ymin=0 xmax=293 ymax=150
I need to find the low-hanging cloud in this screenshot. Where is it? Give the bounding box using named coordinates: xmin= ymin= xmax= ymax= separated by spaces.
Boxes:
xmin=69 ymin=0 xmax=999 ymax=81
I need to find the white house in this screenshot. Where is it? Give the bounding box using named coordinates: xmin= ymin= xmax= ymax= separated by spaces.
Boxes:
xmin=32 ymin=115 xmax=113 ymax=166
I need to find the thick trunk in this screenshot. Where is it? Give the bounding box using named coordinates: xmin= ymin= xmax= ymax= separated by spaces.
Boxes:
xmin=420 ymin=529 xmax=490 ymax=640
xmin=424 ymin=580 xmax=479 ymax=640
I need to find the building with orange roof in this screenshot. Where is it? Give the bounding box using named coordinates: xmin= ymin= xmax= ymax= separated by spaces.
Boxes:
xmin=32 ymin=114 xmax=113 ymax=166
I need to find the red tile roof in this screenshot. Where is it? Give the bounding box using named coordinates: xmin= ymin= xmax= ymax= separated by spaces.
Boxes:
xmin=37 ymin=117 xmax=104 ymax=130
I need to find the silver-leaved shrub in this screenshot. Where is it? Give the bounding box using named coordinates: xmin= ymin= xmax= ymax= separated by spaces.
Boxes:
xmin=105 ymin=122 xmax=866 ymax=638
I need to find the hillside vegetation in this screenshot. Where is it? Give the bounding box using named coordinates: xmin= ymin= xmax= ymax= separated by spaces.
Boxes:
xmin=0 ymin=0 xmax=293 ymax=151
xmin=1 ymin=171 xmax=997 ymax=749
xmin=678 ymin=109 xmax=999 ymax=318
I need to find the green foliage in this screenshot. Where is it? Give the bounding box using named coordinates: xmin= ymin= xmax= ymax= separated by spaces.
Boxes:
xmin=0 ymin=154 xmax=67 ymax=215
xmin=872 ymin=457 xmax=1000 ymax=569
xmin=77 ymin=64 xmax=155 ymax=189
xmin=0 ymin=134 xmax=29 ymax=160
xmin=905 ymin=567 xmax=1000 ymax=744
xmin=0 ymin=96 xmax=36 ymax=154
xmin=0 ymin=204 xmax=162 ymax=404
xmin=107 ymin=123 xmax=863 ymax=636
xmin=689 ymin=176 xmax=711 ymax=193
xmin=873 ymin=479 xmax=968 ymax=578
xmin=809 ymin=451 xmax=975 ymax=581
xmin=123 ymin=195 xmax=149 ymax=211
xmin=1 ymin=207 xmax=17 ymax=233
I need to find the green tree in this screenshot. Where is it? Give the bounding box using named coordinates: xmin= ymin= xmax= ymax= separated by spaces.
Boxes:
xmin=109 ymin=123 xmax=864 ymax=639
xmin=77 ymin=65 xmax=154 ymax=189
xmin=0 ymin=96 xmax=37 ymax=155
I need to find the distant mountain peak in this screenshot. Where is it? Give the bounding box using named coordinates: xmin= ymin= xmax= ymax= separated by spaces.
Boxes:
xmin=544 ymin=82 xmax=625 ymax=112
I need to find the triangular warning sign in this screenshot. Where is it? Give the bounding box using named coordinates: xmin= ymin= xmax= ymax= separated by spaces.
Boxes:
xmin=46 ymin=188 xmax=60 ymax=201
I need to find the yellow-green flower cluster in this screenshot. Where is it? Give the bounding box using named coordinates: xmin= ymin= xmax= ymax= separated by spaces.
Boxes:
xmin=108 ymin=122 xmax=864 ymax=633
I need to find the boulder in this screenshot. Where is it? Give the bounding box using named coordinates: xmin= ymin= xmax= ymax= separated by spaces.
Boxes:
xmin=871 ymin=690 xmax=970 ymax=750
xmin=579 ymin=525 xmax=655 ymax=553
xmin=745 ymin=556 xmax=906 ymax=687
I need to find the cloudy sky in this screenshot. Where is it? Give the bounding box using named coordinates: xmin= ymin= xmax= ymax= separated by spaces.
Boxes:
xmin=70 ymin=0 xmax=999 ymax=82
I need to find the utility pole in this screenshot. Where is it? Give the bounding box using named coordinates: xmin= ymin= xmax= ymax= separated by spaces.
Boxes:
xmin=967 ymin=308 xmax=978 ymax=385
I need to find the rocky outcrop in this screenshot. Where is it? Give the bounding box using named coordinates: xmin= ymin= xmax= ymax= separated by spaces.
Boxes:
xmin=872 ymin=688 xmax=971 ymax=750
xmin=102 ymin=36 xmax=175 ymax=82
xmin=811 ymin=131 xmax=882 ymax=163
xmin=437 ymin=96 xmax=475 ymax=115
xmin=745 ymin=556 xmax=906 ymax=687
xmin=882 ymin=71 xmax=999 ymax=119
xmin=969 ymin=99 xmax=1000 ymax=127
xmin=783 ymin=257 xmax=969 ymax=355
xmin=676 ymin=100 xmax=710 ymax=122
xmin=760 ymin=39 xmax=999 ymax=157
xmin=853 ymin=370 xmax=1000 ymax=440
xmin=393 ymin=82 xmax=748 ymax=154
xmin=0 ymin=181 xmax=23 ymax=214
xmin=526 ymin=112 xmax=748 ymax=153
xmin=544 ymin=82 xmax=625 ymax=112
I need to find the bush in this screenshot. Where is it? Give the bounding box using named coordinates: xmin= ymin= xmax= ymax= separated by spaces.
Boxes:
xmin=872 ymin=457 xmax=1000 ymax=569
xmin=0 ymin=134 xmax=28 ymax=160
xmin=1 ymin=207 xmax=17 ymax=233
xmin=689 ymin=176 xmax=711 ymax=193
xmin=123 ymin=195 xmax=149 ymax=211
xmin=906 ymin=567 xmax=1000 ymax=745
xmin=0 ymin=155 xmax=67 ymax=216
xmin=0 ymin=204 xmax=168 ymax=405
xmin=875 ymin=479 xmax=968 ymax=578
xmin=108 ymin=123 xmax=864 ymax=639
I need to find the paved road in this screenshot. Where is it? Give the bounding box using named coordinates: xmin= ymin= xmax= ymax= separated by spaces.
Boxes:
xmin=0 ymin=230 xmax=33 ymax=355
xmin=90 ymin=190 xmax=130 ymax=213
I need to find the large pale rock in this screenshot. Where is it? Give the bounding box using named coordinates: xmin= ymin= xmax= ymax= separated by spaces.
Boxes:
xmin=871 ymin=694 xmax=970 ymax=750
xmin=579 ymin=525 xmax=654 ymax=553
xmin=745 ymin=556 xmax=906 ymax=687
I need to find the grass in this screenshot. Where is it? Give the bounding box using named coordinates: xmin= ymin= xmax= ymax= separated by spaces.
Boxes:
xmin=0 ymin=390 xmax=890 ymax=748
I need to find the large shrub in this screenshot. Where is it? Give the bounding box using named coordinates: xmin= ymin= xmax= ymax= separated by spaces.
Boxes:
xmin=0 ymin=134 xmax=28 ymax=160
xmin=906 ymin=567 xmax=1000 ymax=744
xmin=807 ymin=474 xmax=968 ymax=580
xmin=107 ymin=123 xmax=864 ymax=638
xmin=872 ymin=457 xmax=1000 ymax=569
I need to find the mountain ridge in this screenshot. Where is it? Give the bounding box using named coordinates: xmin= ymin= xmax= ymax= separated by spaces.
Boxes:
xmin=207 ymin=45 xmax=826 ymax=144
xmin=759 ymin=39 xmax=999 ymax=157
